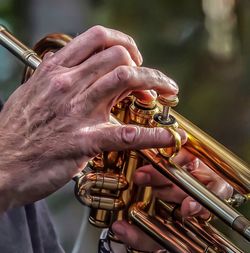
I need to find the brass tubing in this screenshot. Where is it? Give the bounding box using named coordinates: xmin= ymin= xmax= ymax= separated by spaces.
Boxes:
xmin=129 ymin=203 xmax=191 ymax=253
xmin=109 ymin=115 xmax=250 ymax=241
xmin=74 ymin=172 xmax=126 ymax=210
xmin=0 ymin=25 xmax=40 ymax=69
xmin=112 ymin=99 xmax=156 ymax=228
xmin=89 ymin=209 xmax=113 ymax=228
xmin=184 ymin=219 xmax=244 ymax=253
xmin=171 ymin=110 xmax=250 ymax=195
xmin=129 ymin=202 xmax=213 ymax=253
xmin=137 ymin=147 xmax=250 ymax=241
xmin=1 ymin=25 xmax=250 ymax=242
xmin=158 ymin=219 xmax=218 ymax=253
xmin=157 ymin=200 xmax=243 ymax=253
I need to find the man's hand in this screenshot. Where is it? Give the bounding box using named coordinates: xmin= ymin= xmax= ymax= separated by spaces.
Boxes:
xmin=0 ymin=26 xmax=185 ymax=212
xmin=112 ymin=149 xmax=233 ymax=252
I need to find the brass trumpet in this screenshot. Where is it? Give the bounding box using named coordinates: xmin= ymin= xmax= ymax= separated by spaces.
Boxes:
xmin=0 ymin=25 xmax=249 ymax=253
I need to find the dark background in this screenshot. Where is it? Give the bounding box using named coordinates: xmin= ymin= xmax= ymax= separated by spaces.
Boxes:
xmin=0 ymin=0 xmax=249 ymax=252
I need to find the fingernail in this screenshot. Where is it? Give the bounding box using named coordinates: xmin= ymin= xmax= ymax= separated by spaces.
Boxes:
xmin=169 ymin=78 xmax=179 ymax=92
xmin=136 ymin=172 xmax=151 ymax=184
xmin=189 ymin=201 xmax=202 ymax=216
xmin=112 ymin=223 xmax=126 ymax=236
xmin=193 ymin=158 xmax=200 ymax=170
xmin=149 ymin=90 xmax=157 ymax=99
xmin=138 ymin=51 xmax=143 ymax=65
xmin=183 ymin=158 xmax=200 ymax=172
xmin=122 ymin=126 xmax=137 ymax=144
xmin=131 ymin=60 xmax=137 ymax=67
xmin=178 ymin=129 xmax=187 ymax=143
xmin=200 ymin=212 xmax=211 ymax=220
xmin=44 ymin=51 xmax=54 ymax=59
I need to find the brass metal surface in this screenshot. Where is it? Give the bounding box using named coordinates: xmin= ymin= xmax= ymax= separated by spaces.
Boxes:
xmin=1 ymin=25 xmax=250 ymax=252
xmin=158 ymin=95 xmax=179 ymax=107
xmin=156 ymin=200 xmax=244 ymax=253
xmin=171 ymin=110 xmax=250 ymax=194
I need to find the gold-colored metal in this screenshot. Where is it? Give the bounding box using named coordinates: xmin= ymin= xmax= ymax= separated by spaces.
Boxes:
xmin=74 ymin=171 xmax=127 ymax=210
xmin=1 ymin=25 xmax=250 ymax=253
xmin=109 ymin=97 xmax=157 ymax=244
xmin=129 ymin=202 xmax=219 ymax=253
xmin=150 ymin=116 xmax=181 ymax=159
xmin=171 ymin=110 xmax=250 ymax=195
xmin=157 ymin=95 xmax=179 ymax=107
xmin=156 ymin=200 xmax=243 ymax=253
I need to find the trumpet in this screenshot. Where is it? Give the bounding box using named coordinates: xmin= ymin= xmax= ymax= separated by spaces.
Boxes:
xmin=0 ymin=25 xmax=250 ymax=253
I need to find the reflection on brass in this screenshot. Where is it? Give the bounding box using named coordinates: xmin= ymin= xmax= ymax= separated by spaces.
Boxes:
xmin=1 ymin=25 xmax=250 ymax=252
xmin=129 ymin=202 xmax=218 ymax=253
xmin=156 ymin=200 xmax=243 ymax=253
xmin=150 ymin=115 xmax=181 ymax=159
xmin=113 ymin=98 xmax=157 ymax=235
xmin=171 ymin=110 xmax=250 ymax=195
xmin=89 ymin=209 xmax=113 ymax=228
xmin=74 ymin=170 xmax=127 ymax=210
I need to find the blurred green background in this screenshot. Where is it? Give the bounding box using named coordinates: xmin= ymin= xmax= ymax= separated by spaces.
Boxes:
xmin=0 ymin=0 xmax=249 ymax=252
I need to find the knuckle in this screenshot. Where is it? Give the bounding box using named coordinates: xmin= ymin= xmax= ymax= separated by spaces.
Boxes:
xmin=120 ymin=125 xmax=139 ymax=145
xmin=75 ymin=127 xmax=102 ymax=157
xmin=43 ymin=51 xmax=54 ymax=60
xmin=152 ymin=69 xmax=165 ymax=83
xmin=112 ymin=45 xmax=131 ymax=64
xmin=126 ymin=34 xmax=136 ymax=47
xmin=227 ymin=183 xmax=234 ymax=198
xmin=154 ymin=188 xmax=167 ymax=200
xmin=223 ymin=182 xmax=234 ymax=199
xmin=50 ymin=74 xmax=71 ymax=92
xmin=40 ymin=57 xmax=56 ymax=72
xmin=114 ymin=65 xmax=132 ymax=83
xmin=90 ymin=25 xmax=107 ymax=43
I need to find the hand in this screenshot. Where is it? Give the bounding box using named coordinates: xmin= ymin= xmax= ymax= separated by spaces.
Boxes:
xmin=0 ymin=26 xmax=185 ymax=212
xmin=112 ymin=149 xmax=233 ymax=252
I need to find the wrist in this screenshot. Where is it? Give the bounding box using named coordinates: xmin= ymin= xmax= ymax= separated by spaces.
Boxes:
xmin=0 ymin=130 xmax=28 ymax=212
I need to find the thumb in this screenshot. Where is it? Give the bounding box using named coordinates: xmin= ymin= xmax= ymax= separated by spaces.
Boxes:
xmin=85 ymin=123 xmax=186 ymax=153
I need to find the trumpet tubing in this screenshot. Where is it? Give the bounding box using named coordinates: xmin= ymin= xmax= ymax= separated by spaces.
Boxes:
xmin=0 ymin=25 xmax=250 ymax=253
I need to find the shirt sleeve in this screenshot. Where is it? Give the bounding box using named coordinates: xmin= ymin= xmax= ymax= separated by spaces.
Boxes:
xmin=99 ymin=229 xmax=113 ymax=253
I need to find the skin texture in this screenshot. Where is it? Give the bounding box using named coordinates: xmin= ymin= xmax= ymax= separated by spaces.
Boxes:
xmin=0 ymin=25 xmax=184 ymax=210
xmin=0 ymin=25 xmax=233 ymax=252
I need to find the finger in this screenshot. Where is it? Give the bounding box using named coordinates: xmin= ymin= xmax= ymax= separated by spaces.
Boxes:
xmin=181 ymin=178 xmax=233 ymax=218
xmin=131 ymin=90 xmax=157 ymax=104
xmin=153 ymin=184 xmax=188 ymax=203
xmin=206 ymin=178 xmax=234 ymax=201
xmin=112 ymin=220 xmax=161 ymax=251
xmin=53 ymin=25 xmax=143 ymax=67
xmin=181 ymin=196 xmax=210 ymax=219
xmin=82 ymin=66 xmax=178 ymax=112
xmin=134 ymin=149 xmax=198 ymax=187
xmin=69 ymin=45 xmax=135 ymax=86
xmin=76 ymin=123 xmax=187 ymax=158
xmin=190 ymin=160 xmax=218 ymax=184
xmin=134 ymin=164 xmax=173 ymax=187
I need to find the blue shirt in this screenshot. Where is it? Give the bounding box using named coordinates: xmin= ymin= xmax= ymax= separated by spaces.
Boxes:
xmin=0 ymin=201 xmax=64 ymax=253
